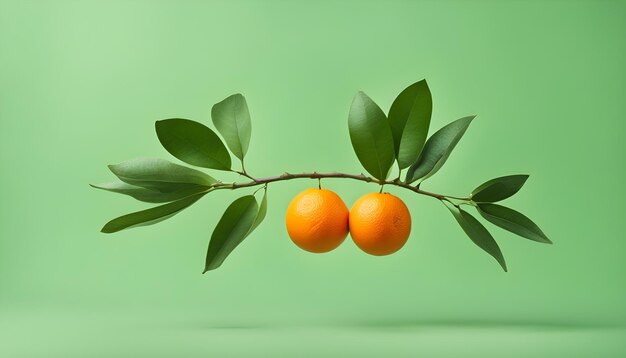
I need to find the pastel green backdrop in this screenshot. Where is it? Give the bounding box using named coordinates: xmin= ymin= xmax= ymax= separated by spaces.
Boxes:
xmin=1 ymin=0 xmax=625 ymax=356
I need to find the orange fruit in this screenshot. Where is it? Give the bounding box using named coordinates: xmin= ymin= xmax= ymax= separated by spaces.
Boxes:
xmin=349 ymin=192 xmax=411 ymax=256
xmin=285 ymin=188 xmax=349 ymax=253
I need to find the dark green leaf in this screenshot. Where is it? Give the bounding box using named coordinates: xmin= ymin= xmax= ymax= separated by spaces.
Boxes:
xmin=471 ymin=175 xmax=529 ymax=202
xmin=155 ymin=118 xmax=231 ymax=170
xmin=204 ymin=195 xmax=259 ymax=272
xmin=445 ymin=203 xmax=507 ymax=271
xmin=108 ymin=158 xmax=216 ymax=192
xmin=348 ymin=91 xmax=395 ymax=180
xmin=477 ymin=203 xmax=551 ymax=244
xmin=101 ymin=192 xmax=207 ymax=233
xmin=405 ymin=116 xmax=475 ymax=184
xmin=211 ymin=94 xmax=251 ymax=161
xmin=90 ymin=181 xmax=210 ymax=203
xmin=388 ymin=79 xmax=433 ymax=169
xmin=249 ymin=189 xmax=267 ymax=234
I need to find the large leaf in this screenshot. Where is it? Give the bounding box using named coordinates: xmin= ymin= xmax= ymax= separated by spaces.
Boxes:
xmin=477 ymin=203 xmax=551 ymax=244
xmin=405 ymin=116 xmax=475 ymax=184
xmin=471 ymin=175 xmax=529 ymax=202
xmin=204 ymin=195 xmax=260 ymax=272
xmin=445 ymin=203 xmax=507 ymax=271
xmin=108 ymin=158 xmax=216 ymax=192
xmin=211 ymin=94 xmax=251 ymax=161
xmin=155 ymin=118 xmax=231 ymax=170
xmin=90 ymin=181 xmax=210 ymax=203
xmin=348 ymin=91 xmax=395 ymax=180
xmin=388 ymin=79 xmax=433 ymax=169
xmin=101 ymin=192 xmax=207 ymax=233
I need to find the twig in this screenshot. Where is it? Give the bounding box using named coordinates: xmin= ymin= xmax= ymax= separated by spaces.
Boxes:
xmin=212 ymin=172 xmax=470 ymax=202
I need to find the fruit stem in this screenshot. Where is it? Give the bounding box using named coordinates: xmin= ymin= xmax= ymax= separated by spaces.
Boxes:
xmin=218 ymin=172 xmax=471 ymax=202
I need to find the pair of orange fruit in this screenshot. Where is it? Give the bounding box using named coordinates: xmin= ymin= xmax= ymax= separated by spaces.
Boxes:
xmin=285 ymin=188 xmax=411 ymax=255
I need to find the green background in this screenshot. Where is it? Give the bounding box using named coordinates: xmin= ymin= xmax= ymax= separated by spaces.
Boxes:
xmin=1 ymin=0 xmax=625 ymax=356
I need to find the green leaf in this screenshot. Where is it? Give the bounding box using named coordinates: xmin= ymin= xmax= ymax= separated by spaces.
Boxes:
xmin=348 ymin=91 xmax=396 ymax=180
xmin=155 ymin=118 xmax=231 ymax=170
xmin=249 ymin=189 xmax=268 ymax=234
xmin=90 ymin=181 xmax=210 ymax=203
xmin=388 ymin=79 xmax=433 ymax=169
xmin=405 ymin=116 xmax=475 ymax=184
xmin=101 ymin=192 xmax=207 ymax=233
xmin=477 ymin=203 xmax=551 ymax=244
xmin=204 ymin=195 xmax=259 ymax=272
xmin=445 ymin=203 xmax=507 ymax=271
xmin=471 ymin=175 xmax=529 ymax=202
xmin=211 ymin=94 xmax=251 ymax=161
xmin=108 ymin=158 xmax=216 ymax=192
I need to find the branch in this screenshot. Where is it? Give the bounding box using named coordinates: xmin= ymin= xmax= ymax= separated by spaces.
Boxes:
xmin=211 ymin=172 xmax=470 ymax=202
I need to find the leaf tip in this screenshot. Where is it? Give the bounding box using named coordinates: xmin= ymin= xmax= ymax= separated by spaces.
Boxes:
xmin=411 ymin=78 xmax=429 ymax=90
xmin=155 ymin=118 xmax=173 ymax=128
xmin=498 ymin=253 xmax=508 ymax=272
xmin=100 ymin=218 xmax=121 ymax=233
xmin=154 ymin=120 xmax=166 ymax=136
xmin=517 ymin=174 xmax=530 ymax=187
xmin=354 ymin=90 xmax=370 ymax=100
xmin=100 ymin=225 xmax=114 ymax=234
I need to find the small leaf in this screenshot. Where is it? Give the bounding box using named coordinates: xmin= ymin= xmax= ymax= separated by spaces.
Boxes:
xmin=348 ymin=91 xmax=396 ymax=180
xmin=90 ymin=181 xmax=210 ymax=203
xmin=108 ymin=158 xmax=216 ymax=192
xmin=405 ymin=116 xmax=475 ymax=184
xmin=388 ymin=79 xmax=433 ymax=169
xmin=211 ymin=94 xmax=251 ymax=161
xmin=155 ymin=118 xmax=231 ymax=170
xmin=471 ymin=175 xmax=529 ymax=202
xmin=477 ymin=203 xmax=551 ymax=244
xmin=204 ymin=195 xmax=259 ymax=272
xmin=445 ymin=203 xmax=507 ymax=271
xmin=249 ymin=189 xmax=268 ymax=234
xmin=101 ymin=192 xmax=207 ymax=233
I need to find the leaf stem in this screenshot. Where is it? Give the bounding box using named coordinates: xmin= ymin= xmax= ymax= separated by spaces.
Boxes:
xmin=213 ymin=172 xmax=470 ymax=202
xmin=233 ymin=169 xmax=256 ymax=181
xmin=252 ymin=184 xmax=266 ymax=195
